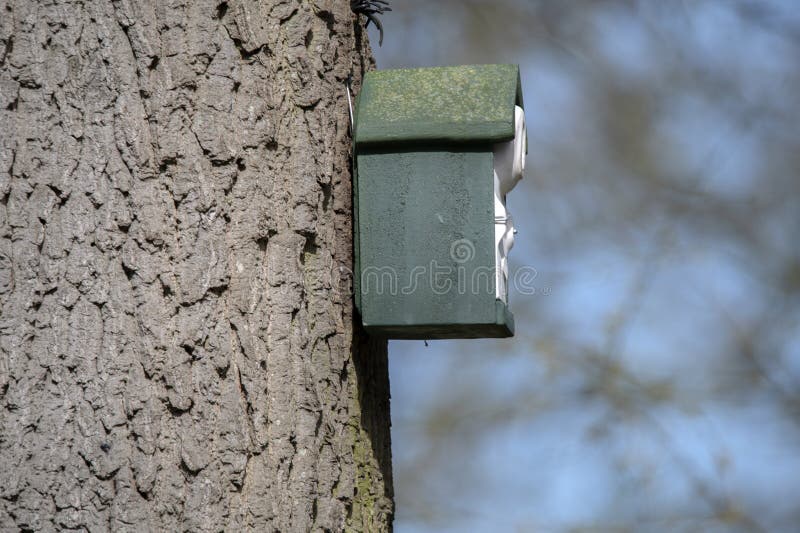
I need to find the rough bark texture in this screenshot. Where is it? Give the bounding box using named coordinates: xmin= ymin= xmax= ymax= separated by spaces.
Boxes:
xmin=0 ymin=0 xmax=392 ymax=531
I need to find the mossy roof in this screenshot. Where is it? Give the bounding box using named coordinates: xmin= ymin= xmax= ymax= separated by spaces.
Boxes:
xmin=354 ymin=64 xmax=523 ymax=148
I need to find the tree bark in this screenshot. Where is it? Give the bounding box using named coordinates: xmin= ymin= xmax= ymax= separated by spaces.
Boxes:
xmin=0 ymin=1 xmax=392 ymax=531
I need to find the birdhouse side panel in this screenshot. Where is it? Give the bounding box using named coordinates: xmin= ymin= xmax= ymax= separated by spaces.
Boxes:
xmin=355 ymin=148 xmax=505 ymax=337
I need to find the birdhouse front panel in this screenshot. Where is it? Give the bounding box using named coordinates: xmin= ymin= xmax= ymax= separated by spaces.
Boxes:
xmin=353 ymin=64 xmax=525 ymax=339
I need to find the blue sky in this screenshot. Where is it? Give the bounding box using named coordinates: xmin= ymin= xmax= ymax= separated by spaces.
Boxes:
xmin=370 ymin=1 xmax=800 ymax=530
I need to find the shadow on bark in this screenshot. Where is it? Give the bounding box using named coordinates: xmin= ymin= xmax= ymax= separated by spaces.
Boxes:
xmin=353 ymin=321 xmax=394 ymax=502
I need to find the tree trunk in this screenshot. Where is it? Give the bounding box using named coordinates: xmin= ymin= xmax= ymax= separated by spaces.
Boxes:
xmin=0 ymin=0 xmax=392 ymax=531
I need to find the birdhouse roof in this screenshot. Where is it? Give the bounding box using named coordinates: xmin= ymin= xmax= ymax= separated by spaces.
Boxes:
xmin=354 ymin=64 xmax=524 ymax=148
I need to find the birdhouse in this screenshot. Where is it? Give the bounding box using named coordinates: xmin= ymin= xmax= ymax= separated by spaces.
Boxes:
xmin=353 ymin=64 xmax=526 ymax=339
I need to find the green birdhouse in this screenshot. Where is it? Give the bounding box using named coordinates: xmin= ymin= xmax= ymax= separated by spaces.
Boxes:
xmin=353 ymin=64 xmax=526 ymax=339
